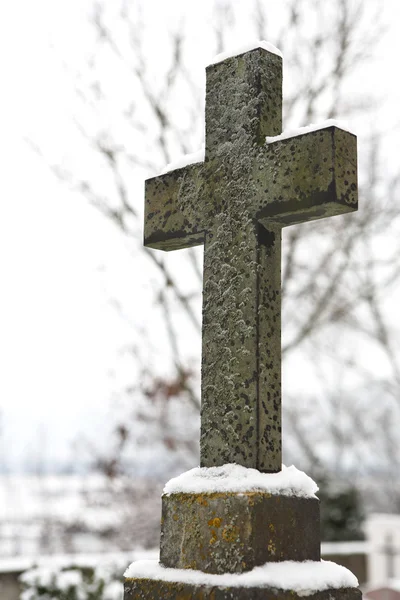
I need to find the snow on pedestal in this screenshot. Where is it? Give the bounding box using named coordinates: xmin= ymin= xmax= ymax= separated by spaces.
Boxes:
xmin=158 ymin=464 xmax=322 ymax=574
xmin=163 ymin=463 xmax=318 ymax=497
xmin=124 ymin=559 xmax=358 ymax=596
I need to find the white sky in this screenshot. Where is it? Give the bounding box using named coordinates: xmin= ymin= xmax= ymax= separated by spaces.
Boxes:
xmin=0 ymin=0 xmax=126 ymax=471
xmin=0 ymin=0 xmax=399 ymax=472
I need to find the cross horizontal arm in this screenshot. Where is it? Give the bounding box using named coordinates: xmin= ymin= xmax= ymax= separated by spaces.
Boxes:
xmin=254 ymin=126 xmax=357 ymax=228
xmin=144 ymin=162 xmax=205 ymax=251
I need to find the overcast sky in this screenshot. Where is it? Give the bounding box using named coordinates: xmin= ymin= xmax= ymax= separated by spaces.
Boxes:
xmin=0 ymin=0 xmax=125 ymax=471
xmin=0 ymin=0 xmax=399 ymax=472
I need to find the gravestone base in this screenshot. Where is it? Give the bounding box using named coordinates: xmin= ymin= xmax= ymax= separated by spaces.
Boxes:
xmin=160 ymin=491 xmax=320 ymax=573
xmin=124 ymin=469 xmax=360 ymax=598
xmin=124 ymin=578 xmax=362 ymax=600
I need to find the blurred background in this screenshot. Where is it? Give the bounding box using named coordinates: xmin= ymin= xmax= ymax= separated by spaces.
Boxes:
xmin=1 ymin=0 xmax=400 ymax=597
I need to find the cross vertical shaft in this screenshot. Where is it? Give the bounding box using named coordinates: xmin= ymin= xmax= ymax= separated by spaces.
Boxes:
xmin=201 ymin=220 xmax=282 ymax=471
xmin=200 ymin=49 xmax=283 ymax=472
xmin=257 ymin=226 xmax=282 ymax=468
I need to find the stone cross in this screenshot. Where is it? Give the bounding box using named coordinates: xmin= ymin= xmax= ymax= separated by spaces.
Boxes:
xmin=144 ymin=46 xmax=357 ymax=473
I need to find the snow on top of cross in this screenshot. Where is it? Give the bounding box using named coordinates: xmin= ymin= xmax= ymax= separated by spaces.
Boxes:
xmin=266 ymin=119 xmax=355 ymax=144
xmin=159 ymin=146 xmax=204 ymax=175
xmin=209 ymin=41 xmax=283 ymax=66
xmin=124 ymin=559 xmax=358 ymax=593
xmin=163 ymin=464 xmax=318 ymax=498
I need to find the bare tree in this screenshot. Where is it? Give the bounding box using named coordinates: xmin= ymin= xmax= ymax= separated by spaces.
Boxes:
xmin=34 ymin=0 xmax=400 ymax=516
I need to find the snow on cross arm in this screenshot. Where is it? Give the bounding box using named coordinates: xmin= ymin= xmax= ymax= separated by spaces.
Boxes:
xmin=158 ymin=146 xmax=205 ymax=176
xmin=163 ymin=463 xmax=318 ymax=498
xmin=265 ymin=119 xmax=355 ymax=144
xmin=158 ymin=122 xmax=356 ymax=176
xmin=124 ymin=560 xmax=358 ymax=594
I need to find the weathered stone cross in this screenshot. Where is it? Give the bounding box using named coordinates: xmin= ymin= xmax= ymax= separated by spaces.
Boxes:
xmin=144 ymin=46 xmax=357 ymax=473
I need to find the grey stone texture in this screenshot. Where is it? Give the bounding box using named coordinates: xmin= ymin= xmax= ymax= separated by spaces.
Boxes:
xmin=144 ymin=47 xmax=357 ymax=474
xmin=130 ymin=45 xmax=360 ymax=599
xmin=124 ymin=580 xmax=362 ymax=600
xmin=160 ymin=491 xmax=320 ymax=574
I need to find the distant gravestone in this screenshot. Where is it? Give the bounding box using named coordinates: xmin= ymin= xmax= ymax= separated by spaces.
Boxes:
xmin=382 ymin=534 xmax=396 ymax=580
xmin=125 ymin=43 xmax=360 ymax=599
xmin=366 ymin=514 xmax=400 ymax=585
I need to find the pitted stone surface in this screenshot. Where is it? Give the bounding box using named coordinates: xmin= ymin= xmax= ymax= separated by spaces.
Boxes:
xmin=144 ymin=46 xmax=358 ymax=472
xmin=160 ymin=491 xmax=320 ymax=574
xmin=124 ymin=580 xmax=362 ymax=600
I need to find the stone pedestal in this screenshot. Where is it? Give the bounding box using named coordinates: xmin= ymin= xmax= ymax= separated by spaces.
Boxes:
xmin=160 ymin=491 xmax=320 ymax=573
xmin=124 ymin=487 xmax=361 ymax=600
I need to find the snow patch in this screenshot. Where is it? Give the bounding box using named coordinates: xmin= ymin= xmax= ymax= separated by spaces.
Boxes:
xmin=163 ymin=464 xmax=318 ymax=498
xmin=366 ymin=512 xmax=400 ymax=527
xmin=209 ymin=41 xmax=283 ymax=66
xmin=124 ymin=559 xmax=358 ymax=594
xmin=159 ymin=146 xmax=204 ymax=175
xmin=321 ymin=541 xmax=369 ymax=556
xmin=367 ymin=580 xmax=400 ymax=593
xmin=363 ymin=580 xmax=400 ymax=596
xmin=20 ymin=562 xmax=124 ymax=600
xmin=0 ymin=549 xmax=158 ymax=574
xmin=265 ymin=120 xmax=355 ymax=144
xmin=157 ymin=119 xmax=355 ymax=175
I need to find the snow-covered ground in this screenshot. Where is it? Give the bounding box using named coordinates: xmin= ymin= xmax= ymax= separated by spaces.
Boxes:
xmin=0 ymin=549 xmax=158 ymax=575
xmin=0 ymin=474 xmax=163 ymax=558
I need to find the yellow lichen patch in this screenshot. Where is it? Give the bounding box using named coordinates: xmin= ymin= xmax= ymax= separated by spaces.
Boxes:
xmin=173 ymin=490 xmax=274 ymax=502
xmin=208 ymin=517 xmax=222 ymax=528
xmin=173 ymin=513 xmax=179 ymax=521
xmin=196 ymin=495 xmax=208 ymax=507
xmin=269 ymin=523 xmax=275 ymax=533
xmin=176 ymin=593 xmax=195 ymax=600
xmin=209 ymin=530 xmax=218 ymax=545
xmin=222 ymin=524 xmax=239 ymax=543
xmin=268 ymin=540 xmax=276 ymax=555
